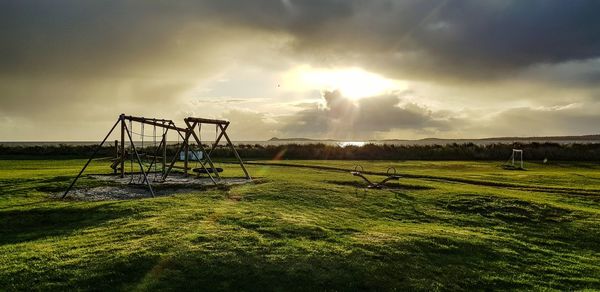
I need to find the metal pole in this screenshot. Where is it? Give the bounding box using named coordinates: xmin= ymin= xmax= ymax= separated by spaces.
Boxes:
xmin=512 ymin=150 xmax=515 ymax=165
xmin=520 ymin=152 xmax=523 ymax=169
xmin=62 ymin=119 xmax=120 ymax=199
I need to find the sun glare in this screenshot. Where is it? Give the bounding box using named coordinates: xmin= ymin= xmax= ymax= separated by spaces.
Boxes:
xmin=283 ymin=65 xmax=403 ymax=100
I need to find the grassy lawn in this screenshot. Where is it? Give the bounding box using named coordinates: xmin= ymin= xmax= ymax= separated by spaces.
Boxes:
xmin=1 ymin=159 xmax=599 ymax=290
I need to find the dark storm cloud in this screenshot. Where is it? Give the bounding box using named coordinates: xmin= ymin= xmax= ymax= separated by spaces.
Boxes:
xmin=281 ymin=91 xmax=450 ymax=138
xmin=202 ymin=0 xmax=600 ymax=80
xmin=520 ymin=59 xmax=600 ymax=88
xmin=403 ymin=0 xmax=600 ymax=77
xmin=1 ymin=0 xmax=600 ymax=140
xmin=2 ymin=0 xmax=600 ymax=80
xmin=0 ymin=1 xmax=241 ymax=78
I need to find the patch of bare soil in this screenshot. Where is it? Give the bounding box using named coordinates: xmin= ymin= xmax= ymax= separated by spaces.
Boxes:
xmin=56 ymin=173 xmax=252 ymax=201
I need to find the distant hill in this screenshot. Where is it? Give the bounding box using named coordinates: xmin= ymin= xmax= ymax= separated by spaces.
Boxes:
xmin=377 ymin=134 xmax=600 ymax=143
xmin=479 ymin=134 xmax=600 ymax=141
xmin=270 ymin=134 xmax=600 ymax=143
xmin=269 ymin=137 xmax=338 ymax=142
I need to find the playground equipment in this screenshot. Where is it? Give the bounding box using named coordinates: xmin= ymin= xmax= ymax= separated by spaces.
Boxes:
xmin=62 ymin=114 xmax=251 ymax=199
xmin=62 ymin=114 xmax=187 ymax=198
xmin=350 ymin=165 xmax=401 ymax=189
xmin=164 ymin=117 xmax=251 ymax=183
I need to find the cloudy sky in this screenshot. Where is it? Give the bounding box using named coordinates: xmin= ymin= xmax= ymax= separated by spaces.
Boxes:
xmin=1 ymin=0 xmax=600 ymax=141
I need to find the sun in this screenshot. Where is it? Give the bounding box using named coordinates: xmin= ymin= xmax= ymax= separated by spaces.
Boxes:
xmin=283 ymin=65 xmax=403 ymax=100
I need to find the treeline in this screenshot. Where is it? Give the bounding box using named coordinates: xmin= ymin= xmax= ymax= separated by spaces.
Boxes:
xmin=2 ymin=143 xmax=600 ymax=161
xmin=216 ymin=143 xmax=600 ymax=161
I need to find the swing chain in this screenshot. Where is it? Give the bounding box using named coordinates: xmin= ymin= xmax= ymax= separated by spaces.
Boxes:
xmin=129 ymin=120 xmax=134 ymax=183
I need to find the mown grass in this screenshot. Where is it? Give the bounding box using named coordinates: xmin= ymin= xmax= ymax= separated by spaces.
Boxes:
xmin=0 ymin=159 xmax=599 ymax=291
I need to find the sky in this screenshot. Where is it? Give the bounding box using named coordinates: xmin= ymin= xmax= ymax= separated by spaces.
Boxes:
xmin=1 ymin=0 xmax=600 ymax=141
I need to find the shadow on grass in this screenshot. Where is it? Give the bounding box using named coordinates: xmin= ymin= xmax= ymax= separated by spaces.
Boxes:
xmin=1 ymin=251 xmax=161 ymax=291
xmin=0 ymin=204 xmax=136 ymax=245
xmin=0 ymin=178 xmax=41 ymax=195
xmin=0 ymin=176 xmax=104 ymax=196
xmin=2 ymin=197 xmax=598 ymax=290
xmin=440 ymin=195 xmax=579 ymax=224
xmin=136 ymin=214 xmax=599 ymax=291
xmin=215 ymin=216 xmax=358 ymax=242
xmin=35 ymin=176 xmax=78 ymax=193
xmin=127 ymin=235 xmax=545 ymax=291
xmin=5 ymin=218 xmax=598 ymax=291
xmin=437 ymin=195 xmax=600 ymax=253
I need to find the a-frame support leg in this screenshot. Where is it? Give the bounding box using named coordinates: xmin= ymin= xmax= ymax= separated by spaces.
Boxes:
xmin=185 ymin=120 xmax=221 ymax=182
xmin=219 ymin=124 xmax=251 ymax=179
xmin=206 ymin=123 xmax=227 ymax=157
xmin=163 ymin=129 xmax=192 ymax=180
xmin=185 ymin=121 xmax=218 ymax=184
xmin=62 ymin=119 xmax=120 ymax=199
xmin=162 ymin=125 xmax=217 ymax=185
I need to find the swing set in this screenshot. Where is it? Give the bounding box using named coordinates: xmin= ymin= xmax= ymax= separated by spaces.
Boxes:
xmin=164 ymin=117 xmax=251 ymax=184
xmin=62 ymin=114 xmax=251 ymax=199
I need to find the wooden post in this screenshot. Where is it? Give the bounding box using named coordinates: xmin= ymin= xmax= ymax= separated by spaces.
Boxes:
xmin=184 ymin=137 xmax=189 ymax=176
xmin=120 ymin=115 xmax=125 ymax=178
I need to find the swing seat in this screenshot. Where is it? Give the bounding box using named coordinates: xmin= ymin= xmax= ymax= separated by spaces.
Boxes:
xmin=193 ymin=167 xmax=223 ymax=174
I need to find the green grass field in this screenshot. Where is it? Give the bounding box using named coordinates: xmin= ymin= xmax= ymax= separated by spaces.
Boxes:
xmin=1 ymin=159 xmax=599 ymax=290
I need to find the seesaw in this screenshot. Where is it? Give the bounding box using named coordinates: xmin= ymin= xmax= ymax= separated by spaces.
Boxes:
xmin=350 ymin=165 xmax=401 ymax=189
